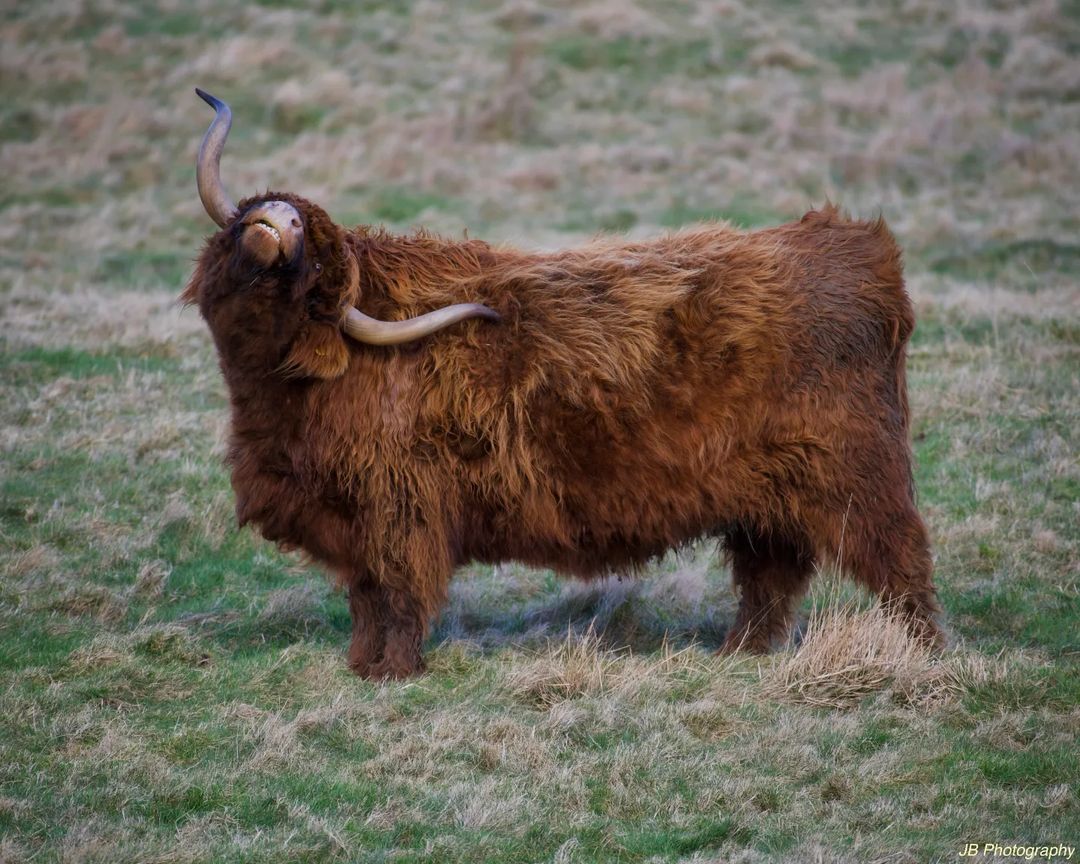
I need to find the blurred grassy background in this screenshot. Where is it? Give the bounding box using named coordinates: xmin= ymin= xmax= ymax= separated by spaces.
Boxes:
xmin=1 ymin=1 xmax=1078 ymax=862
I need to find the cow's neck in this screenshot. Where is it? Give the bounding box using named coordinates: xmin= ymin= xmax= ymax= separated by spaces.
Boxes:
xmin=223 ymin=370 xmax=310 ymax=460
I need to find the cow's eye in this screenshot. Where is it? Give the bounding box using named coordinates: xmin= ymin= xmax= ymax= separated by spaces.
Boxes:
xmin=313 ymin=262 xmax=322 ymax=274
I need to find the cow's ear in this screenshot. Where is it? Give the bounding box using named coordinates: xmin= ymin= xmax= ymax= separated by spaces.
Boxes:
xmin=280 ymin=321 xmax=350 ymax=380
xmin=280 ymin=248 xmax=360 ymax=380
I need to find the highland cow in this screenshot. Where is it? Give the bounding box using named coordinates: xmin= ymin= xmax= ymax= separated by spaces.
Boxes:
xmin=184 ymin=90 xmax=943 ymax=679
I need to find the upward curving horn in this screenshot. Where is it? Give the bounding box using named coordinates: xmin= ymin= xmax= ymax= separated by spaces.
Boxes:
xmin=193 ymin=89 xmax=501 ymax=344
xmin=195 ymin=88 xmax=238 ymax=227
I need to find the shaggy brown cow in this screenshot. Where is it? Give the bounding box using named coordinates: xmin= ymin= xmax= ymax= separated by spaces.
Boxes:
xmin=184 ymin=90 xmax=943 ymax=679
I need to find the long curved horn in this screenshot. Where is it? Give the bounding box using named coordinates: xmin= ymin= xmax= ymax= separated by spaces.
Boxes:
xmin=195 ymin=88 xmax=238 ymax=227
xmin=343 ymin=303 xmax=501 ymax=346
xmin=340 ymin=251 xmax=500 ymax=345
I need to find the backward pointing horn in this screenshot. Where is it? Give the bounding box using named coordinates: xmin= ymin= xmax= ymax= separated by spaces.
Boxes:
xmin=193 ymin=88 xmax=500 ymax=345
xmin=343 ymin=301 xmax=501 ymax=345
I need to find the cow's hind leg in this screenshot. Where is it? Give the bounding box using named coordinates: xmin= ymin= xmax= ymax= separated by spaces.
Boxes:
xmin=838 ymin=502 xmax=945 ymax=650
xmin=719 ymin=528 xmax=816 ymax=654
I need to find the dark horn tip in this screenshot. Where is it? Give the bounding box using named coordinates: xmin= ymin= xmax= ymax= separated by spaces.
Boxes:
xmin=195 ymin=87 xmax=224 ymax=110
xmin=478 ymin=306 xmax=502 ymax=323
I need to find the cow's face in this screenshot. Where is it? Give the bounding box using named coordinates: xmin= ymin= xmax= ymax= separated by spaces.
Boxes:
xmin=184 ymin=88 xmax=500 ymax=379
xmin=183 ymin=191 xmax=358 ymax=380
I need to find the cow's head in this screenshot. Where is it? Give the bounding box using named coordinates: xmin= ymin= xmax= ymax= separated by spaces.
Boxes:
xmin=183 ymin=89 xmax=498 ymax=380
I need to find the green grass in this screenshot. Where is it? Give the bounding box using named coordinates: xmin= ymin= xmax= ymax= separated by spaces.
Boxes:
xmin=659 ymin=195 xmax=785 ymax=230
xmin=1 ymin=0 xmax=1078 ymax=861
xmin=369 ymin=187 xmax=459 ymax=225
xmin=545 ymin=34 xmax=723 ymax=78
xmin=95 ymin=249 xmax=195 ymax=290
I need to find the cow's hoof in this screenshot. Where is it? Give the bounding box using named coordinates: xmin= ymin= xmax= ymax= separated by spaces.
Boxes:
xmin=365 ymin=656 xmax=426 ymax=681
xmin=717 ymin=632 xmax=771 ymax=656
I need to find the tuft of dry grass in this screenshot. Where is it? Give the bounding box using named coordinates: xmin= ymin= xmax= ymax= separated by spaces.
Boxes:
xmin=765 ymin=582 xmax=965 ymax=709
xmin=506 ymin=626 xmax=729 ymax=708
xmin=256 ymin=582 xmax=331 ymax=638
xmin=133 ymin=558 xmax=170 ymax=598
xmin=505 ymin=627 xmax=626 ymax=707
xmin=69 ymin=623 xmax=212 ymax=671
xmin=41 ymin=579 xmax=129 ymax=623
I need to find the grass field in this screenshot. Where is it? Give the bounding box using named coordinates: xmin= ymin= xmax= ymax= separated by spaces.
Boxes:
xmin=1 ymin=1 xmax=1078 ymax=861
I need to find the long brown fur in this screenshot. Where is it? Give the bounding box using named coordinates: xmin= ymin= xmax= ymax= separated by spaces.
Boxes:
xmin=184 ymin=195 xmax=943 ymax=678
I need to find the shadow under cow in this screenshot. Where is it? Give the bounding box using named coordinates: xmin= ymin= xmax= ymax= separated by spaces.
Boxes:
xmin=184 ymin=549 xmax=751 ymax=657
xmin=431 ymin=556 xmax=738 ymax=654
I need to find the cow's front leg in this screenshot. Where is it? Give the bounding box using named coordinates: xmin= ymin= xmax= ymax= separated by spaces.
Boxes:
xmin=346 ymin=580 xmax=382 ymax=678
xmin=366 ymin=586 xmax=428 ymax=680
xmin=355 ymin=502 xmax=450 ymax=680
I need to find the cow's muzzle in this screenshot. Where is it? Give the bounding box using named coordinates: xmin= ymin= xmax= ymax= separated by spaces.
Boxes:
xmin=240 ymin=200 xmax=303 ymax=267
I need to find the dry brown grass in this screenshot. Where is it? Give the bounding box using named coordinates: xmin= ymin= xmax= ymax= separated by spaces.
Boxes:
xmin=764 ymin=584 xmax=964 ymax=709
xmin=69 ymin=623 xmax=211 ymax=671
